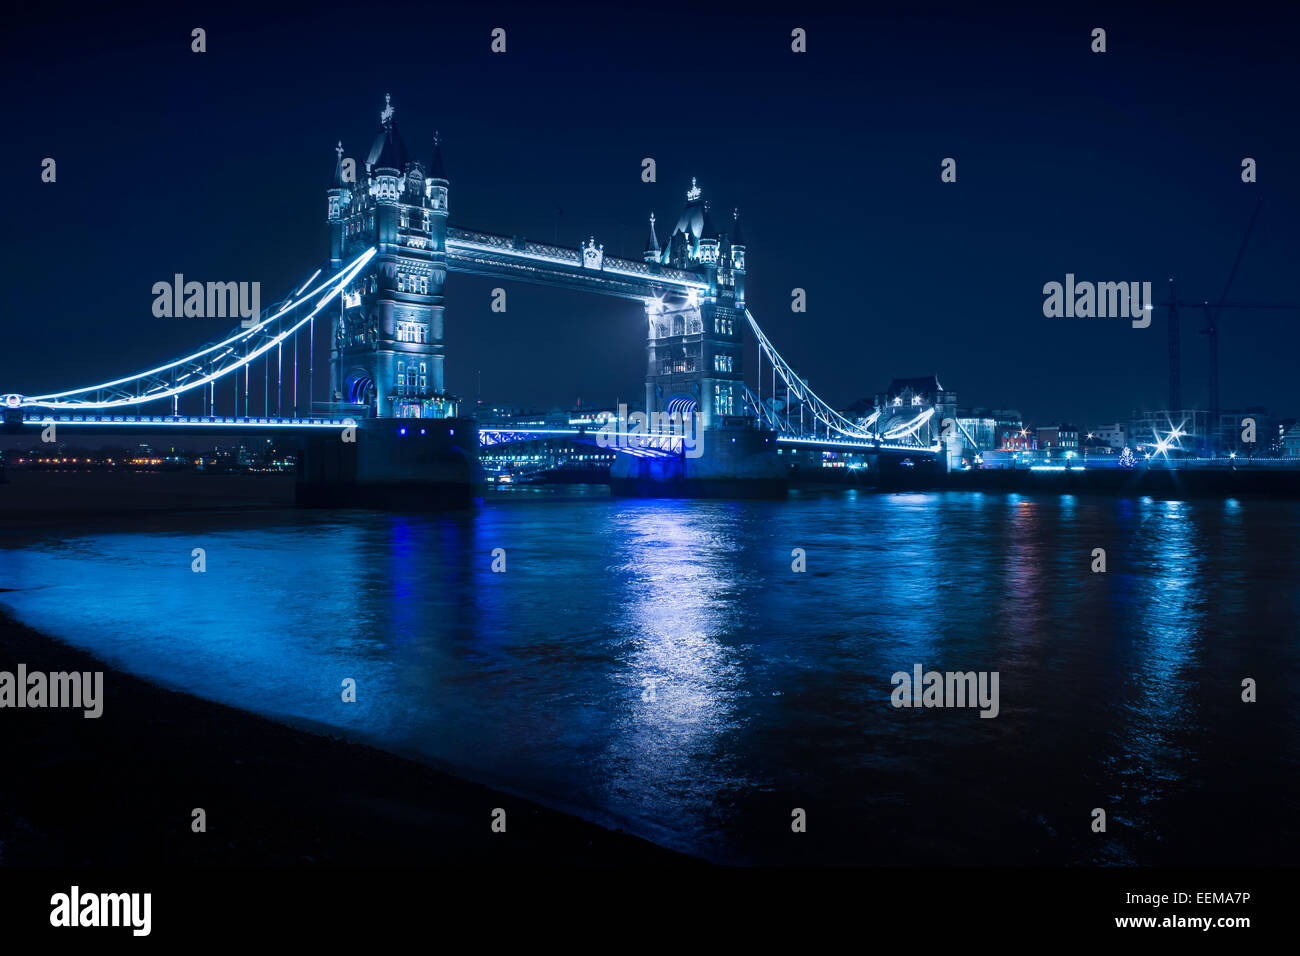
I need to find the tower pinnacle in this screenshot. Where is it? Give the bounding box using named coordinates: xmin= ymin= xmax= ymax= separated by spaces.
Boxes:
xmin=643 ymin=211 xmax=661 ymax=261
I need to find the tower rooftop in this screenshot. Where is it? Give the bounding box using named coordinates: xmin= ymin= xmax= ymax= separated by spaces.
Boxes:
xmin=366 ymin=94 xmax=409 ymax=171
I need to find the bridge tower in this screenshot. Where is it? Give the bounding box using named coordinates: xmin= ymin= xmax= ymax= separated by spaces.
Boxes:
xmin=327 ymin=94 xmax=454 ymax=421
xmin=301 ymin=95 xmax=477 ymax=510
xmin=613 ymin=180 xmax=784 ymax=497
xmin=641 ymin=180 xmax=747 ymax=429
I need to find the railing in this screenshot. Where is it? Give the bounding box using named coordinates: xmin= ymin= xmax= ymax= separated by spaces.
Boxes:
xmin=18 ymin=413 xmax=347 ymax=428
xmin=446 ymin=226 xmax=704 ymax=286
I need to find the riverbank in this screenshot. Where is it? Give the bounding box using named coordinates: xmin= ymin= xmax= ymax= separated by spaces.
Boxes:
xmin=0 ymin=471 xmax=297 ymax=523
xmin=786 ymin=463 xmax=1300 ymax=498
xmin=881 ymin=465 xmax=1300 ymax=498
xmin=0 ymin=609 xmax=693 ymax=866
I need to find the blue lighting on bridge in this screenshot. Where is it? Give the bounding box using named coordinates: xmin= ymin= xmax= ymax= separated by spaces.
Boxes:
xmin=15 ymin=248 xmax=377 ymax=411
xmin=16 ymin=415 xmax=348 ymax=429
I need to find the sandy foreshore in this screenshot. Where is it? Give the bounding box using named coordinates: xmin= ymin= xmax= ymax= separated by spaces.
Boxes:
xmin=0 ymin=609 xmax=694 ymax=866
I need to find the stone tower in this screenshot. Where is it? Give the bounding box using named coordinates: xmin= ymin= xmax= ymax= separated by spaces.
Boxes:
xmin=642 ymin=179 xmax=747 ymax=428
xmin=327 ymin=94 xmax=453 ymax=419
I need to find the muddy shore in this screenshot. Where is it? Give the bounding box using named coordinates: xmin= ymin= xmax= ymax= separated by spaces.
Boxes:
xmin=0 ymin=609 xmax=693 ymax=866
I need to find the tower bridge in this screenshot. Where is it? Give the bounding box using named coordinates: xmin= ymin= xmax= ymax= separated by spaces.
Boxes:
xmin=2 ymin=95 xmax=940 ymax=505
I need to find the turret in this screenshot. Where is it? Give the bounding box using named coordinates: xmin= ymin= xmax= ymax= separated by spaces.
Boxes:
xmin=426 ymin=131 xmax=449 ymax=218
xmin=327 ymin=141 xmax=347 ymax=270
xmin=730 ymin=208 xmax=746 ymax=308
xmin=367 ymin=94 xmax=406 ymax=245
xmin=697 ymin=201 xmax=720 ymax=268
xmin=642 ymin=212 xmax=660 ymax=263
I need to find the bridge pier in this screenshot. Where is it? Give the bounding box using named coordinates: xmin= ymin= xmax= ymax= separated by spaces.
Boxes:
xmin=295 ymin=417 xmax=479 ymax=509
xmin=609 ymin=425 xmax=787 ymax=498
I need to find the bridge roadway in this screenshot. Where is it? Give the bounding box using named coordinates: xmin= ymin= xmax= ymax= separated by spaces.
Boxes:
xmin=479 ymin=426 xmax=939 ymax=458
xmin=4 ymin=413 xmax=350 ymax=437
xmin=4 ymin=414 xmax=940 ymax=459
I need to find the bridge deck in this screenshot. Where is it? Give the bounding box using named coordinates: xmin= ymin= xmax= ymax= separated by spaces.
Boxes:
xmin=7 ymin=414 xmax=349 ymax=433
xmin=445 ymin=227 xmax=708 ymax=301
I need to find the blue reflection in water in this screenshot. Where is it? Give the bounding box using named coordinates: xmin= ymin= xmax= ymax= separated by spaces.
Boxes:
xmin=0 ymin=491 xmax=1297 ymax=864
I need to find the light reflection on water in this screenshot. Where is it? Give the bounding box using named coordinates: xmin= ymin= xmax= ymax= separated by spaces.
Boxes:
xmin=1 ymin=489 xmax=1297 ymax=864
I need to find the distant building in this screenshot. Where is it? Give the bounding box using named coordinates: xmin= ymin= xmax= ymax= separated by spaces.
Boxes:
xmin=950 ymin=408 xmax=1022 ymax=456
xmin=1080 ymin=431 xmax=1114 ymax=455
xmin=992 ymin=408 xmax=1024 ymax=436
xmin=954 ymin=409 xmax=997 ymax=458
xmin=1283 ymin=423 xmax=1300 ymax=458
xmin=998 ymin=425 xmax=1035 ymax=450
xmin=1129 ymin=409 xmax=1209 ymax=456
xmin=1092 ymin=422 xmax=1127 ymax=450
xmin=1036 ymin=423 xmax=1079 ymax=452
xmin=1218 ymin=406 xmax=1280 ymax=456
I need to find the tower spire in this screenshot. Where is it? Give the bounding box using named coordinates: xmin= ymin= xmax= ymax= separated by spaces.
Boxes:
xmin=331 ymin=141 xmax=345 ymax=187
xmin=429 ymin=130 xmax=446 ymax=181
xmin=643 ymin=211 xmax=661 ymax=262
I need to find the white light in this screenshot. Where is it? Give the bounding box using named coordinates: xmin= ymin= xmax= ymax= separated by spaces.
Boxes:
xmin=295 ymin=268 xmax=322 ymax=295
xmin=25 ymin=248 xmax=376 ymax=409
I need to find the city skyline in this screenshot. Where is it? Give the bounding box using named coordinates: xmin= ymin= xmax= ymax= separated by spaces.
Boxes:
xmin=3 ymin=2 xmax=1297 ymax=426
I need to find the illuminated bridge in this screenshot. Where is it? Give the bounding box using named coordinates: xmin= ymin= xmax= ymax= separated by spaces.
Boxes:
xmin=2 ymin=95 xmax=940 ymax=501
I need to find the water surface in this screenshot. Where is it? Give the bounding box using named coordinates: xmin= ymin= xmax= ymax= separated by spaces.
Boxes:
xmin=2 ymin=488 xmax=1297 ymax=864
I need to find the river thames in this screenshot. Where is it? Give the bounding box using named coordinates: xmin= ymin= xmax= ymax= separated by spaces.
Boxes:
xmin=2 ymin=487 xmax=1297 ymax=864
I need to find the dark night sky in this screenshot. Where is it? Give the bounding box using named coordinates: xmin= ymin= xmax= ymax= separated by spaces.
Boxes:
xmin=2 ymin=0 xmax=1297 ymax=426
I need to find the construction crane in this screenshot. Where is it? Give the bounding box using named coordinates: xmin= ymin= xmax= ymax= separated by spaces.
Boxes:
xmin=1158 ymin=201 xmax=1300 ymax=456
